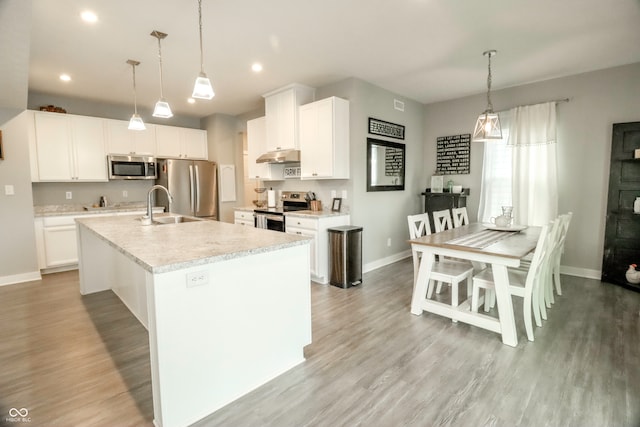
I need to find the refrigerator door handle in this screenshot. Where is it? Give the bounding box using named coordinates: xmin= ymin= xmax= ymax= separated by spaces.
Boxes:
xmin=189 ymin=164 xmax=196 ymax=215
xmin=194 ymin=164 xmax=200 ymax=215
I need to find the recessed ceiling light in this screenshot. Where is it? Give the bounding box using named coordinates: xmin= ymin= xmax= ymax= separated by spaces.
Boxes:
xmin=81 ymin=10 xmax=98 ymax=23
xmin=59 ymin=74 xmax=71 ymax=82
xmin=251 ymin=63 xmax=263 ymax=73
xmin=187 ymin=98 xmax=196 ymax=104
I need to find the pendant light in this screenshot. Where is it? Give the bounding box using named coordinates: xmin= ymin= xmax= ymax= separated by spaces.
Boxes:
xmin=126 ymin=60 xmax=145 ymax=130
xmin=151 ymin=30 xmax=173 ymax=118
xmin=192 ymin=0 xmax=215 ymax=99
xmin=472 ymin=50 xmax=502 ymax=141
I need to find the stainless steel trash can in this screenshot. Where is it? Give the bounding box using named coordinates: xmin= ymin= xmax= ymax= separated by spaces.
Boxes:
xmin=328 ymin=226 xmax=363 ymax=288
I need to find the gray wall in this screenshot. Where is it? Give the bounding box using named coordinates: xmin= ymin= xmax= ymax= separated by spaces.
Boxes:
xmin=423 ymin=62 xmax=640 ymax=278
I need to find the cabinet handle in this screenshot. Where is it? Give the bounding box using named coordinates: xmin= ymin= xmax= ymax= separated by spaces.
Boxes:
xmin=312 ymin=173 xmax=318 ymax=176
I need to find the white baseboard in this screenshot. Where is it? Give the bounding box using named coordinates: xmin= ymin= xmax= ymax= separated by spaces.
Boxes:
xmin=363 ymin=250 xmax=411 ymax=274
xmin=0 ymin=271 xmax=42 ymax=287
xmin=560 ymin=265 xmax=601 ymax=280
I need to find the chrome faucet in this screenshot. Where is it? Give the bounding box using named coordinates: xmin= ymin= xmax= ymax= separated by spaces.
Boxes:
xmin=141 ymin=185 xmax=173 ymax=225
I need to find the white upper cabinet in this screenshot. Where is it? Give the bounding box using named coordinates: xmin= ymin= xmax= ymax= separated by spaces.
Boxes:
xmin=106 ymin=119 xmax=156 ymax=155
xmin=263 ymin=84 xmax=315 ymax=151
xmin=32 ymin=111 xmax=108 ymax=182
xmin=246 ymin=116 xmax=283 ymax=180
xmin=299 ymin=96 xmax=350 ymax=180
xmin=156 ymin=125 xmax=208 ymax=159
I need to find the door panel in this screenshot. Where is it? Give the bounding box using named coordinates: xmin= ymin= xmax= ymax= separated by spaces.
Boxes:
xmin=193 ymin=161 xmax=217 ymax=219
xmin=602 ymin=122 xmax=640 ymax=291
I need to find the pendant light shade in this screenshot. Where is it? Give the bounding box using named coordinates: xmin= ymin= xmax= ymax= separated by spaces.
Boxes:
xmin=472 ymin=50 xmax=502 ymax=142
xmin=192 ymin=0 xmax=215 ymax=100
xmin=126 ymin=59 xmax=145 ymax=130
xmin=151 ymin=30 xmax=173 ymax=118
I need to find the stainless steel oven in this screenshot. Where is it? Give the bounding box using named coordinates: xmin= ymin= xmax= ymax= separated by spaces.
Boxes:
xmin=254 ymin=191 xmax=309 ymax=232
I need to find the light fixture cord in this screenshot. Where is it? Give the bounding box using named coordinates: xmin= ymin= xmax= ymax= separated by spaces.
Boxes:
xmin=131 ymin=64 xmax=139 ymax=114
xmin=157 ymin=37 xmax=165 ymax=98
xmin=486 ymin=53 xmax=493 ymax=112
xmin=198 ymin=0 xmax=205 ymax=73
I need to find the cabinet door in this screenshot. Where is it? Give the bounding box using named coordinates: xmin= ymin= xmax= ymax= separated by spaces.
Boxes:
xmin=106 ymin=120 xmax=155 ymax=155
xmin=181 ymin=128 xmax=208 ymax=159
xmin=34 ymin=112 xmax=74 ymax=180
xmin=43 ymin=225 xmax=78 ymax=267
xmin=155 ymin=125 xmax=181 ymax=158
xmin=300 ymin=100 xmax=334 ymax=178
xmin=286 ymin=226 xmax=318 ymax=276
xmin=247 ymin=117 xmax=271 ymax=179
xmin=71 ymin=115 xmax=108 ymax=181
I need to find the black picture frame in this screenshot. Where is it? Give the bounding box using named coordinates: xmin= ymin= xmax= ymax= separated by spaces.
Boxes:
xmin=331 ymin=198 xmax=342 ymax=212
xmin=368 ymin=117 xmax=405 ymax=140
xmin=366 ymin=138 xmax=405 ymax=192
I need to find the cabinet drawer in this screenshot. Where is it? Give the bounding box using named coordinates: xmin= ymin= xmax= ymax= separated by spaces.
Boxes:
xmin=286 ymin=216 xmax=317 ymax=230
xmin=234 ymin=210 xmax=254 ymax=221
xmin=43 ymin=215 xmax=77 ymax=227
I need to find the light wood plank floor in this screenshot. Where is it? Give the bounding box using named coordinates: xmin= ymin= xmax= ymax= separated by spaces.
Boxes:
xmin=1 ymin=258 xmax=638 ymax=426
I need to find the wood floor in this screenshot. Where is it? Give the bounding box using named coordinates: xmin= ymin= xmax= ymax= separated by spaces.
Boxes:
xmin=1 ymin=258 xmax=638 ymax=427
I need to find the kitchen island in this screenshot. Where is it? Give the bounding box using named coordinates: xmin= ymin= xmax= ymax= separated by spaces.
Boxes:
xmin=76 ymin=214 xmax=312 ymax=427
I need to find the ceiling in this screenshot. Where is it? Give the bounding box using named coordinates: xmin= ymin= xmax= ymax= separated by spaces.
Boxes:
xmin=29 ymin=0 xmax=640 ymax=119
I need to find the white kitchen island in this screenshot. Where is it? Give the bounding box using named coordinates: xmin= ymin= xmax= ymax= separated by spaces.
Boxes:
xmin=76 ymin=214 xmax=312 ymax=427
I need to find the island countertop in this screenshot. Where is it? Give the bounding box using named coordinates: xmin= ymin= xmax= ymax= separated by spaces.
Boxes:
xmin=76 ymin=214 xmax=310 ymax=274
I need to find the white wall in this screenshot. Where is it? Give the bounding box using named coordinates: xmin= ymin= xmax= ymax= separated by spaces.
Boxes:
xmin=423 ymin=62 xmax=640 ymax=278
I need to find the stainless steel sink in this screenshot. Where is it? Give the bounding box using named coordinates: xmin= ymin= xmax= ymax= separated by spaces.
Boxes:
xmin=138 ymin=215 xmax=203 ymax=225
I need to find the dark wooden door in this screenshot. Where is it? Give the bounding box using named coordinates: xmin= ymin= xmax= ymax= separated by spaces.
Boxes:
xmin=602 ymin=121 xmax=640 ymax=291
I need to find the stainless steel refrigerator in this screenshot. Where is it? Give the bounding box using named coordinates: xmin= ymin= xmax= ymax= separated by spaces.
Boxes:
xmin=155 ymin=159 xmax=218 ymax=220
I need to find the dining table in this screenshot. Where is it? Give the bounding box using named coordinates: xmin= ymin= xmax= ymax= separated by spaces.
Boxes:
xmin=409 ymin=222 xmax=541 ymax=347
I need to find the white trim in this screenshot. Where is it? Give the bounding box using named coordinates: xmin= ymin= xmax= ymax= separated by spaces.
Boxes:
xmin=0 ymin=271 xmax=42 ymax=287
xmin=560 ymin=265 xmax=601 ymax=280
xmin=363 ymin=250 xmax=411 ymax=274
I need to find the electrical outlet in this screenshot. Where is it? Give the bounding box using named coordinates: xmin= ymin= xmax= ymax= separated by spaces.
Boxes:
xmin=66 ymin=191 xmax=72 ymax=200
xmin=387 ymin=237 xmax=391 ymax=247
xmin=330 ymin=190 xmax=336 ymax=199
xmin=341 ymin=190 xmax=347 ymax=200
xmin=122 ymin=190 xmax=128 ymax=198
xmin=186 ymin=270 xmax=209 ymax=288
xmin=4 ymin=185 xmax=15 ymax=196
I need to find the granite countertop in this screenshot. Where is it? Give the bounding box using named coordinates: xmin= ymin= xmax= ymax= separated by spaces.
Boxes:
xmin=235 ymin=206 xmax=349 ymax=219
xmin=76 ymin=214 xmax=310 ymax=274
xmin=285 ymin=210 xmax=350 ymax=219
xmin=34 ymin=202 xmax=164 ymax=217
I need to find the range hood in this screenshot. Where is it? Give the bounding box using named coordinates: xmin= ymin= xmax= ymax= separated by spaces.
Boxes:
xmin=256 ymin=149 xmax=301 ymax=164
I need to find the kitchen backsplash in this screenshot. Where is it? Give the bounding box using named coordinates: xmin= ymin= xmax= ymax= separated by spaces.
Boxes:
xmin=32 ymin=181 xmax=153 ymax=206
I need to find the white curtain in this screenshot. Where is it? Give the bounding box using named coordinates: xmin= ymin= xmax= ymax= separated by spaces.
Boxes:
xmin=477 ymin=102 xmax=558 ymax=226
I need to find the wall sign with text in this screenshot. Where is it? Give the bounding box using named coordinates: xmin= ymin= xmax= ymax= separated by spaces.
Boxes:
xmin=436 ymin=134 xmax=470 ymax=174
xmin=368 ymin=118 xmax=405 ymax=140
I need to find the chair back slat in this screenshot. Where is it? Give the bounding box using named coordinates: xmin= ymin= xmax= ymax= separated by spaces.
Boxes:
xmin=432 ymin=209 xmax=453 ymax=233
xmin=408 ymin=213 xmax=431 ymax=239
xmin=452 ymin=207 xmax=469 ymax=228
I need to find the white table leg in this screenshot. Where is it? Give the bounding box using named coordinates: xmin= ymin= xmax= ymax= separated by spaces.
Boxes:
xmin=491 ymin=263 xmax=518 ymax=347
xmin=411 ymin=247 xmax=434 ymax=315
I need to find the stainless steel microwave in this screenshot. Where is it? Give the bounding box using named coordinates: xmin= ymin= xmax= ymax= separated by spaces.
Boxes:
xmin=107 ymin=155 xmax=157 ymax=180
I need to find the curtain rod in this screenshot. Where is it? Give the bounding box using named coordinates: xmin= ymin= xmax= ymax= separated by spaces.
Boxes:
xmin=499 ymin=97 xmax=570 ymax=112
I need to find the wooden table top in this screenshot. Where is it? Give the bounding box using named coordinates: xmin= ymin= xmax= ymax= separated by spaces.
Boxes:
xmin=408 ymin=223 xmax=541 ymax=260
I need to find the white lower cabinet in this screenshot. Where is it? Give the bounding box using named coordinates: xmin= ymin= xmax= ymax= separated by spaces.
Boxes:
xmin=34 ymin=210 xmax=153 ymax=271
xmin=285 ymin=214 xmax=350 ymax=284
xmin=234 ymin=210 xmax=255 ymax=226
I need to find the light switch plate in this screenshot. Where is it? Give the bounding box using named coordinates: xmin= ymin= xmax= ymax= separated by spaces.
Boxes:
xmin=4 ymin=185 xmax=15 ymax=196
xmin=341 ymin=190 xmax=348 ymax=200
xmin=66 ymin=191 xmax=72 ymax=200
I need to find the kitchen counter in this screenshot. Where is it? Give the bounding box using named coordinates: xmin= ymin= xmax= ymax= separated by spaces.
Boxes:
xmin=76 ymin=214 xmax=312 ymax=427
xmin=76 ymin=213 xmax=309 ymax=274
xmin=34 ymin=202 xmax=164 ymax=217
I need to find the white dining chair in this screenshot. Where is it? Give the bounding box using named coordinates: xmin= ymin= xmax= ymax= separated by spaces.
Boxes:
xmin=452 ymin=207 xmax=469 ymax=228
xmin=471 ymin=223 xmax=551 ymax=341
xmin=407 ymin=213 xmax=474 ymax=309
xmin=551 ymin=212 xmax=573 ymax=296
xmin=432 ymin=209 xmax=453 ymax=233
